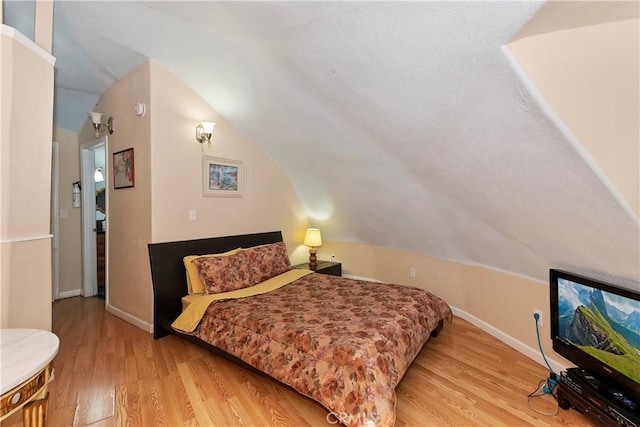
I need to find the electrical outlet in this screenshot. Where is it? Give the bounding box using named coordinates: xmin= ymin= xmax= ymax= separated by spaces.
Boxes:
xmin=534 ymin=309 xmax=543 ymax=326
xmin=331 ymin=254 xmax=336 ymax=262
xmin=410 ymin=267 xmax=416 ymax=278
xmin=189 ymin=209 xmax=197 ymax=220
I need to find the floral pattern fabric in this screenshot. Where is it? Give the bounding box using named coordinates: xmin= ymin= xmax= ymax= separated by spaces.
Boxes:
xmin=192 ymin=250 xmax=253 ymax=294
xmin=241 ymin=241 xmax=292 ymax=284
xmin=193 ymin=242 xmax=291 ymax=294
xmin=191 ymin=273 xmax=452 ymax=427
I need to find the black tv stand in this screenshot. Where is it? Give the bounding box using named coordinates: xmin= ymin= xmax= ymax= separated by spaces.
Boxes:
xmin=558 ymin=368 xmax=639 ymax=427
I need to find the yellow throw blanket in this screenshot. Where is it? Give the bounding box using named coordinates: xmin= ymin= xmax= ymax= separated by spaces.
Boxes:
xmin=172 ymin=268 xmax=313 ymax=333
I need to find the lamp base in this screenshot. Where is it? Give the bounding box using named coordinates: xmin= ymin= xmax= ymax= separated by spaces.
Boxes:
xmin=308 ymin=247 xmax=318 ymax=270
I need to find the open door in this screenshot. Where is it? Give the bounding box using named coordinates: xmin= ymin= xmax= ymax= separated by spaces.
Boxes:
xmin=80 ymin=136 xmax=107 ymax=299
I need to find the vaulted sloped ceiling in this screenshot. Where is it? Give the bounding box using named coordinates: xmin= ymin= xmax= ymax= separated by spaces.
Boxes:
xmin=4 ymin=1 xmax=639 ymax=288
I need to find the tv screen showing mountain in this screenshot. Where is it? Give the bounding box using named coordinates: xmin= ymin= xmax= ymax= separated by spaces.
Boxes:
xmin=557 ymin=278 xmax=640 ymax=384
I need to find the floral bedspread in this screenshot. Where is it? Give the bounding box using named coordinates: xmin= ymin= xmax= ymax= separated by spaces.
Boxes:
xmin=191 ymin=273 xmax=452 ymax=427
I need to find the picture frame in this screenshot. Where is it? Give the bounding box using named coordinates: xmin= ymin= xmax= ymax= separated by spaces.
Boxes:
xmin=113 ymin=148 xmax=135 ymax=189
xmin=203 ymin=156 xmax=243 ymax=197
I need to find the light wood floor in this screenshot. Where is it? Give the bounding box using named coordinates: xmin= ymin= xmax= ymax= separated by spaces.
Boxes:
xmin=5 ymin=297 xmax=592 ymax=426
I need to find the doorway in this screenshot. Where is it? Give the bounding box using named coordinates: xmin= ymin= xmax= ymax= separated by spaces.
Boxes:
xmin=80 ymin=137 xmax=108 ymax=300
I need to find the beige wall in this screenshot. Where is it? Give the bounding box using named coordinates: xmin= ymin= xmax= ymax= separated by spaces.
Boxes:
xmin=508 ymin=19 xmax=640 ymax=216
xmin=53 ymin=127 xmax=82 ymax=295
xmin=148 ymin=61 xmax=308 ymax=254
xmin=79 ymin=60 xmax=308 ymax=328
xmin=78 ymin=62 xmax=153 ymax=324
xmin=512 ymin=1 xmax=639 ymax=42
xmin=1 ymin=26 xmax=54 ymax=330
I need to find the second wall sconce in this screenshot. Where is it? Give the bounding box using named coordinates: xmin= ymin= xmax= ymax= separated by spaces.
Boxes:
xmin=89 ymin=112 xmax=114 ymax=139
xmin=196 ymin=122 xmax=215 ymax=148
xmin=94 ymin=167 xmax=105 ymax=183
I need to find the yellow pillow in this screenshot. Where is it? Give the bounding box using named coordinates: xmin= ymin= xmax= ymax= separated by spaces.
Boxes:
xmin=183 ymin=248 xmax=242 ymax=294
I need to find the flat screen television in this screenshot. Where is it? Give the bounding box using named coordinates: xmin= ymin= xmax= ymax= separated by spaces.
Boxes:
xmin=550 ymin=269 xmax=640 ymax=401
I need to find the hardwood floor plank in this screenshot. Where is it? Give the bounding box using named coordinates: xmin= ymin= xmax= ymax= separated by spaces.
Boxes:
xmin=64 ymin=367 xmax=91 ymax=410
xmin=120 ymin=382 xmax=143 ymax=427
xmin=158 ymin=372 xmax=195 ymax=425
xmin=46 ymin=297 xmax=594 ymax=426
xmin=75 ymin=383 xmax=115 ymax=426
xmin=114 ymin=384 xmax=128 ymax=427
xmin=146 ymin=378 xmax=173 ymax=427
xmin=191 ymin=357 xmax=235 ymax=403
xmin=135 ymin=379 xmax=159 ymax=427
xmin=237 ymin=370 xmax=315 ymax=427
xmin=48 ymin=403 xmax=77 ymax=427
xmin=176 ymin=363 xmax=212 ymax=426
xmin=271 ymin=385 xmax=324 ymax=427
xmin=201 ymin=396 xmax=240 ymax=426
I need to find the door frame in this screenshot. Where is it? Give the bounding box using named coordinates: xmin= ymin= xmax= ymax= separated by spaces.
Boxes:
xmin=51 ymin=141 xmax=59 ymax=301
xmin=80 ymin=136 xmax=108 ymax=298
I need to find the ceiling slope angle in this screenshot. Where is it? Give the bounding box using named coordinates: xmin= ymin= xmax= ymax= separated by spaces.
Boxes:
xmin=169 ymin=1 xmax=637 ymax=289
xmin=4 ymin=1 xmax=637 ymax=289
xmin=3 ymin=0 xmax=148 ymax=132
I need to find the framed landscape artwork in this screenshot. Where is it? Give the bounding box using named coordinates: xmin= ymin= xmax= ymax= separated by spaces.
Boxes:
xmin=113 ymin=148 xmax=135 ymax=189
xmin=203 ymin=156 xmax=243 ymax=197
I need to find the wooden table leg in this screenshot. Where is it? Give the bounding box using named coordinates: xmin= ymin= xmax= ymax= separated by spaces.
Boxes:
xmin=22 ymin=392 xmax=48 ymax=427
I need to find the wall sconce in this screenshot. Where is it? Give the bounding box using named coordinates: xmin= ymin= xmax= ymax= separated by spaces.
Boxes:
xmin=303 ymin=228 xmax=323 ymax=270
xmin=196 ymin=122 xmax=215 ymax=148
xmin=72 ymin=181 xmax=81 ymax=208
xmin=88 ymin=112 xmax=114 ymax=139
xmin=94 ymin=167 xmax=105 ymax=183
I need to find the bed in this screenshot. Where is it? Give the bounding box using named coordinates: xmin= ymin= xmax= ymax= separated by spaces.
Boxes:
xmin=148 ymin=231 xmax=452 ymax=427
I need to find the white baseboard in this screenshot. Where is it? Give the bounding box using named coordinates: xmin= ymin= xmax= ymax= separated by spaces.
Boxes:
xmin=450 ymin=306 xmax=568 ymax=373
xmin=343 ymin=273 xmax=383 ymax=283
xmin=57 ymin=289 xmax=82 ymax=299
xmin=106 ymin=303 xmax=154 ymax=333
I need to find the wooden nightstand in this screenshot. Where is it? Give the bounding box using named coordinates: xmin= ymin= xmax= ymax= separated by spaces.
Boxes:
xmin=293 ymin=261 xmax=342 ymax=277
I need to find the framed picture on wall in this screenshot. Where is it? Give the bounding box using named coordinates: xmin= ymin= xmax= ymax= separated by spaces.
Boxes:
xmin=203 ymin=156 xmax=243 ymax=197
xmin=113 ymin=148 xmax=135 ymax=189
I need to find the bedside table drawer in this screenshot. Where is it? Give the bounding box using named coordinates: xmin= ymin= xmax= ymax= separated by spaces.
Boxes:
xmin=316 ymin=262 xmax=341 ymax=276
xmin=293 ymin=261 xmax=342 ymax=277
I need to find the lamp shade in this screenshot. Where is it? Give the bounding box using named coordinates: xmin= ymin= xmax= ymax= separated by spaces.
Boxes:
xmin=89 ymin=111 xmax=103 ymax=125
xmin=303 ymin=228 xmax=322 ymax=247
xmin=201 ymin=121 xmax=215 ymax=133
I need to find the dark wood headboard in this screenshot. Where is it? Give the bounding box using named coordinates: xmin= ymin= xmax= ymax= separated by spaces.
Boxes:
xmin=148 ymin=231 xmax=284 ymax=339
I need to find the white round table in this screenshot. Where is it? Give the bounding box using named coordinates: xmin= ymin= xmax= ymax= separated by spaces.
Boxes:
xmin=0 ymin=329 xmax=59 ymax=426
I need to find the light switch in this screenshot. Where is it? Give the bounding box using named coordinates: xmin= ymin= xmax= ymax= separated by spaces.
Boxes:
xmin=60 ymin=209 xmax=68 ymax=218
xmin=189 ymin=209 xmax=197 ymax=220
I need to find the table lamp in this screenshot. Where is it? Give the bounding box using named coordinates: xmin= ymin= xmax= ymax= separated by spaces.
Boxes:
xmin=303 ymin=228 xmax=322 ymax=270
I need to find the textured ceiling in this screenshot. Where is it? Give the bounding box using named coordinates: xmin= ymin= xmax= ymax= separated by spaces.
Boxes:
xmin=4 ymin=1 xmax=639 ymax=289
